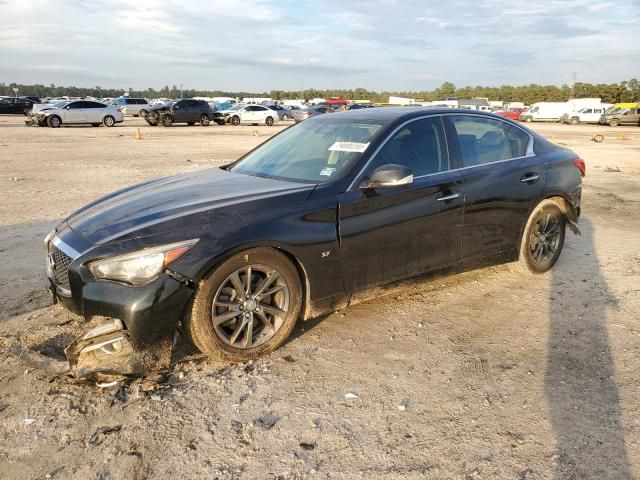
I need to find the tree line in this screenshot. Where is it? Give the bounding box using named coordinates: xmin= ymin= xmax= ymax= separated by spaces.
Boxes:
xmin=2 ymin=80 xmax=639 ymax=104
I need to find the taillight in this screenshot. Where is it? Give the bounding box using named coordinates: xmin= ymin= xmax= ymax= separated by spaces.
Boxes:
xmin=116 ymin=107 xmax=123 ymax=112
xmin=573 ymin=158 xmax=586 ymax=177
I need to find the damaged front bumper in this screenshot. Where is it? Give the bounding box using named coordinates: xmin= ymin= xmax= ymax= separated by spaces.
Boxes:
xmin=24 ymin=112 xmax=49 ymax=127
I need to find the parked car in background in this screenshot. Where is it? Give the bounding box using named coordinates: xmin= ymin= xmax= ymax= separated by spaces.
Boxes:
xmin=25 ymin=100 xmax=123 ymax=127
xmin=213 ymin=105 xmax=279 ymax=126
xmin=292 ymin=106 xmax=332 ymax=123
xmin=495 ymin=107 xmax=525 ymax=120
xmin=0 ymin=97 xmax=35 ymax=115
xmin=600 ymin=106 xmax=640 ymax=126
xmin=22 ymin=96 xmax=42 ymax=104
xmin=42 ymin=108 xmax=583 ymax=377
xmin=112 ymin=97 xmax=150 ymax=117
xmin=210 ymin=102 xmax=234 ymax=112
xmin=266 ymin=104 xmax=292 ymax=121
xmin=559 ymin=106 xmax=610 ymax=124
xmin=145 ymin=99 xmax=213 ymax=127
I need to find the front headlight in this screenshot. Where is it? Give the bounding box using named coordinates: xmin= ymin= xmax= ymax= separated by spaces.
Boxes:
xmin=88 ymin=239 xmax=198 ymax=285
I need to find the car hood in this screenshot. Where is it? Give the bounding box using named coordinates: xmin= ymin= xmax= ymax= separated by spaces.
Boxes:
xmin=65 ymin=167 xmax=315 ymax=245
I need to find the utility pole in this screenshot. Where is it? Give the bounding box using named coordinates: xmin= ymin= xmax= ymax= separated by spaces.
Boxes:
xmin=180 ymin=84 xmax=183 ymax=98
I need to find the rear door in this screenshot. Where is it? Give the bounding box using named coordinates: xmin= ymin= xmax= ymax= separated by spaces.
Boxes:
xmin=84 ymin=101 xmax=105 ymax=122
xmin=446 ymin=114 xmax=544 ymax=263
xmin=339 ymin=115 xmax=464 ymax=292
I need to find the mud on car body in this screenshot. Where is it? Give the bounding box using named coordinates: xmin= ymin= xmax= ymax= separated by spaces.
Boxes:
xmin=39 ymin=108 xmax=583 ymax=379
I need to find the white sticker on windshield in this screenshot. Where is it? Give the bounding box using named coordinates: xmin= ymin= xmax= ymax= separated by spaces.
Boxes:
xmin=319 ymin=167 xmax=336 ymax=176
xmin=328 ymin=141 xmax=370 ymax=153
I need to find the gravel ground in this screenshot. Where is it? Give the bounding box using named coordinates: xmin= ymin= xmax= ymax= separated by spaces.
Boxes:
xmin=0 ymin=115 xmax=639 ymax=479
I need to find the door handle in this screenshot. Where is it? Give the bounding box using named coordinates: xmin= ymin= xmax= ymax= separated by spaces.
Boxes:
xmin=520 ymin=173 xmax=540 ymax=183
xmin=436 ymin=192 xmax=461 ymax=202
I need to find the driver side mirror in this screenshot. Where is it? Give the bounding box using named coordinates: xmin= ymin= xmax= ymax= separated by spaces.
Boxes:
xmin=363 ymin=164 xmax=413 ymax=189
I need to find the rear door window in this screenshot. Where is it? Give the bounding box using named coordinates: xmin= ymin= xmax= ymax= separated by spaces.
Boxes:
xmin=450 ymin=115 xmax=530 ymax=167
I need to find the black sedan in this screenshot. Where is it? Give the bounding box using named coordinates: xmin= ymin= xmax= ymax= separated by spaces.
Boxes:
xmin=0 ymin=96 xmax=35 ymax=115
xmin=44 ymin=108 xmax=584 ymax=378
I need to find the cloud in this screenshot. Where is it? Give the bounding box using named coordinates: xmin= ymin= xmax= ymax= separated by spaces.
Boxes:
xmin=0 ymin=0 xmax=638 ymax=91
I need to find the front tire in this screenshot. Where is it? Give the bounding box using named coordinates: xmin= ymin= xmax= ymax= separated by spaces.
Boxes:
xmin=609 ymin=119 xmax=620 ymax=127
xmin=231 ymin=115 xmax=240 ymax=126
xmin=570 ymin=117 xmax=580 ymax=125
xmin=199 ymin=114 xmax=210 ymax=126
xmin=185 ymin=248 xmax=302 ymax=362
xmin=139 ymin=109 xmax=148 ymax=118
xmin=48 ymin=115 xmax=62 ymax=128
xmin=162 ymin=114 xmax=173 ymax=127
xmin=517 ymin=199 xmax=566 ymax=274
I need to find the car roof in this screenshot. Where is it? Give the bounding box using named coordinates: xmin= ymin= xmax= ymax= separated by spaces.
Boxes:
xmin=312 ymin=107 xmax=510 ymax=124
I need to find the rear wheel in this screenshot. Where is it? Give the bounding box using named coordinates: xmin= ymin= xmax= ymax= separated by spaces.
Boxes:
xmin=185 ymin=248 xmax=302 ymax=362
xmin=265 ymin=116 xmax=274 ymax=126
xmin=281 ymin=114 xmax=289 ymax=121
xmin=139 ymin=109 xmax=148 ymax=118
xmin=103 ymin=115 xmax=115 ymax=127
xmin=162 ymin=114 xmax=173 ymax=127
xmin=199 ymin=114 xmax=210 ymax=126
xmin=517 ymin=200 xmax=566 ymax=274
xmin=231 ymin=115 xmax=240 ymax=126
xmin=48 ymin=115 xmax=62 ymax=128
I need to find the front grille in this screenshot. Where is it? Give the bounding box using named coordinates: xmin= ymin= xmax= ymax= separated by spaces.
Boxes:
xmin=50 ymin=245 xmax=72 ymax=291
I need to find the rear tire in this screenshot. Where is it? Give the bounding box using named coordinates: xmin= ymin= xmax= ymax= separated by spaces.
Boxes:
xmin=265 ymin=116 xmax=274 ymax=126
xmin=199 ymin=114 xmax=210 ymax=126
xmin=103 ymin=115 xmax=115 ymax=127
xmin=184 ymin=248 xmax=302 ymax=362
xmin=139 ymin=109 xmax=148 ymax=118
xmin=48 ymin=115 xmax=62 ymax=128
xmin=516 ymin=199 xmax=566 ymax=274
xmin=281 ymin=114 xmax=289 ymax=121
xmin=162 ymin=114 xmax=173 ymax=127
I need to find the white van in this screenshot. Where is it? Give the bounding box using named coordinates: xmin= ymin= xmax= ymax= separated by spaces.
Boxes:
xmin=519 ymin=102 xmax=571 ymax=122
xmin=112 ymin=97 xmax=150 ymax=117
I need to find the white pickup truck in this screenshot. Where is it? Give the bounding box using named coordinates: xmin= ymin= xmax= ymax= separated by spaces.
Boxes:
xmin=560 ymin=105 xmax=611 ymax=124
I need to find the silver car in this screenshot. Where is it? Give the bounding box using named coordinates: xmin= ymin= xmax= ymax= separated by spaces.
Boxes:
xmin=291 ymin=106 xmax=332 ymax=123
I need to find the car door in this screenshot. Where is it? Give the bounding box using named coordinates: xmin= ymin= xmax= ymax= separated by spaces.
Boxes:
xmin=243 ymin=106 xmax=258 ymax=123
xmin=625 ymin=107 xmax=640 ymax=126
xmin=338 ymin=115 xmax=464 ymax=292
xmin=446 ymin=114 xmax=545 ymax=263
xmin=172 ymin=100 xmax=188 ymax=122
xmin=63 ymin=101 xmax=87 ymax=123
xmin=83 ymin=101 xmax=104 ymax=123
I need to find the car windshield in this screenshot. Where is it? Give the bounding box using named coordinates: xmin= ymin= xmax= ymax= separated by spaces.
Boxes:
xmin=229 ymin=120 xmax=383 ymax=183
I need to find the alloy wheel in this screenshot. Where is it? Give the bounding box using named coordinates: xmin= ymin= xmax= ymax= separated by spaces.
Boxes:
xmin=211 ymin=264 xmax=289 ymax=349
xmin=528 ymin=212 xmax=562 ymax=266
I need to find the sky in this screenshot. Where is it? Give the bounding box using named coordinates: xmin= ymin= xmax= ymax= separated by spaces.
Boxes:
xmin=1 ymin=0 xmax=639 ymax=92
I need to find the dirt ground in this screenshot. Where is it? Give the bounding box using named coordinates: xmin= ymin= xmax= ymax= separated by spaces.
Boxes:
xmin=0 ymin=115 xmax=639 ymax=479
